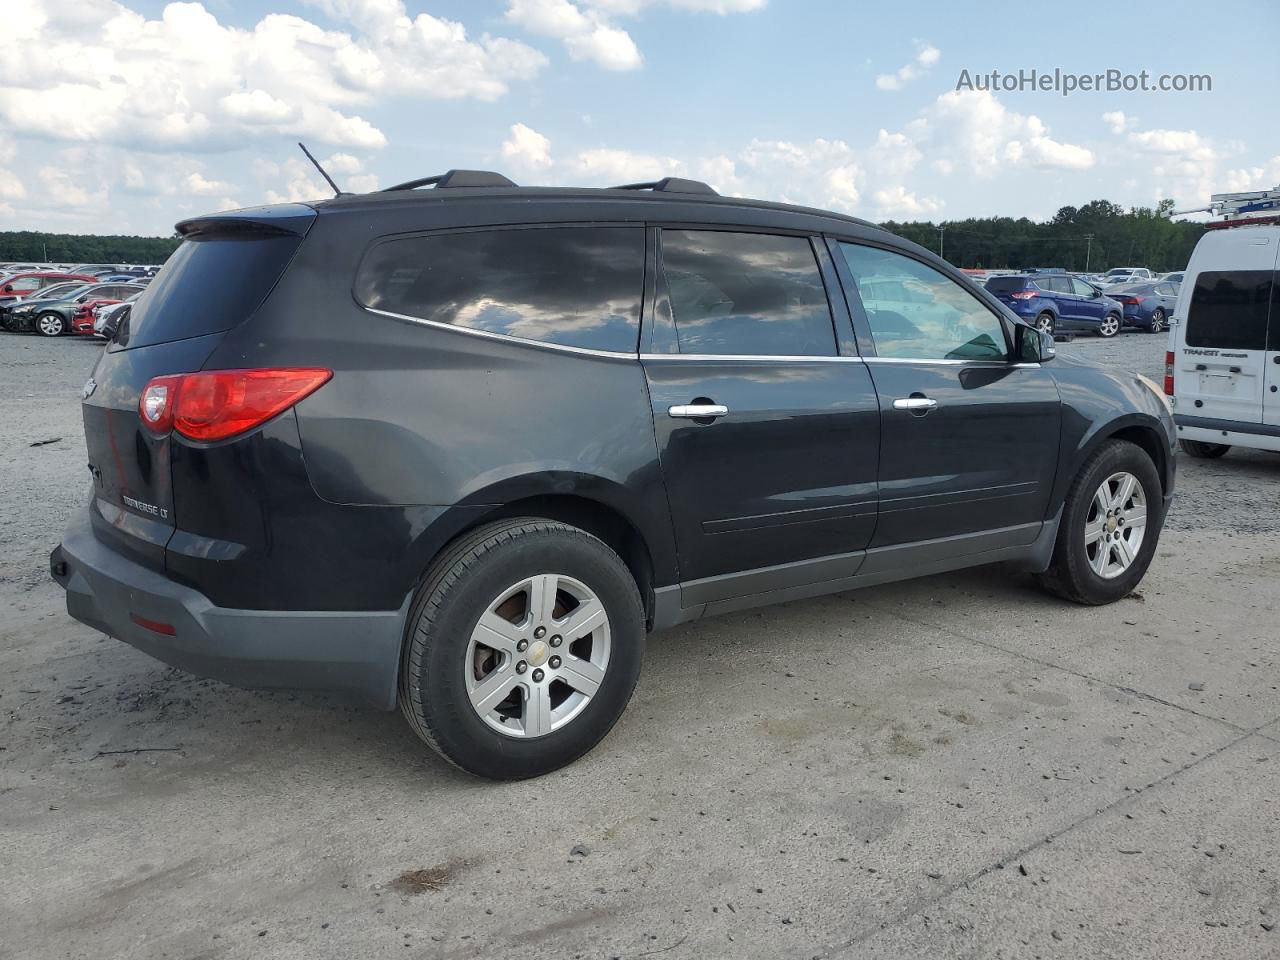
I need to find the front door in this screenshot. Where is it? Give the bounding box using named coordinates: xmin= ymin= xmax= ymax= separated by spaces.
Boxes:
xmin=642 ymin=228 xmax=881 ymax=605
xmin=831 ymin=239 xmax=1061 ymax=561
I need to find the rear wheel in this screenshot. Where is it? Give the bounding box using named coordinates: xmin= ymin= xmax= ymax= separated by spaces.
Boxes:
xmin=35 ymin=312 xmax=66 ymax=337
xmin=399 ymin=518 xmax=645 ymax=780
xmin=1098 ymin=313 xmax=1121 ymax=338
xmin=1034 ymin=311 xmax=1055 ymax=334
xmin=1035 ymin=439 xmax=1162 ymax=605
xmin=1148 ymin=308 xmax=1166 ymax=334
xmin=1179 ymin=438 xmax=1230 ymax=459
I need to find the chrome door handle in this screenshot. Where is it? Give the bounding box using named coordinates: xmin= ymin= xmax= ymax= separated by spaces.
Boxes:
xmin=893 ymin=397 xmax=937 ymax=411
xmin=668 ymin=404 xmax=728 ymax=419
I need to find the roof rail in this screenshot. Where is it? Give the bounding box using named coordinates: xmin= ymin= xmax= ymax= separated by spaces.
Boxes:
xmin=382 ymin=169 xmax=517 ymax=192
xmin=611 ymin=177 xmax=719 ymax=196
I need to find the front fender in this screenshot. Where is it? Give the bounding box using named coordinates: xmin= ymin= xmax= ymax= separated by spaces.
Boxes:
xmin=1047 ymin=354 xmax=1176 ymax=513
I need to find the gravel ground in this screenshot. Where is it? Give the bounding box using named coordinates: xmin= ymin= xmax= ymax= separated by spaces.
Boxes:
xmin=1 ymin=329 xmax=1277 ymax=960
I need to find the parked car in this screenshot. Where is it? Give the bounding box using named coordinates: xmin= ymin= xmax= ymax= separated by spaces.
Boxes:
xmin=92 ymin=298 xmax=138 ymax=338
xmin=68 ymin=263 xmax=123 ymax=275
xmin=1158 ymin=271 xmax=1185 ymax=284
xmin=1107 ymin=281 xmax=1180 ymax=333
xmin=985 ymin=273 xmax=1125 ymax=336
xmin=0 ymin=271 xmax=98 ymax=306
xmin=51 ymin=172 xmax=1176 ymax=779
xmin=6 ymin=281 xmax=144 ymax=336
xmin=0 ymin=281 xmax=94 ymax=330
xmin=1167 ymin=222 xmax=1280 ymax=458
xmin=1103 ymin=267 xmax=1154 ymax=284
xmin=70 ymin=297 xmax=126 ymax=335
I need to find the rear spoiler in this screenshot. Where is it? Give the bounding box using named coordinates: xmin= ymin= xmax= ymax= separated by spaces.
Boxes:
xmin=175 ymin=203 xmax=317 ymax=239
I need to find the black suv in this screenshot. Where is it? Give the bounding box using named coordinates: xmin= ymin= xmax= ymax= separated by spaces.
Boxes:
xmin=52 ymin=172 xmax=1176 ymax=779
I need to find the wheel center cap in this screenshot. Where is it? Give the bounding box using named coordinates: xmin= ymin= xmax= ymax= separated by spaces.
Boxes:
xmin=526 ymin=639 xmax=550 ymax=668
xmin=1107 ymin=515 xmax=1119 ymax=533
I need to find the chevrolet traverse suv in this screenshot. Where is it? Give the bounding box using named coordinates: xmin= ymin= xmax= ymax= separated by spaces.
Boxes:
xmin=52 ymin=172 xmax=1176 ymax=779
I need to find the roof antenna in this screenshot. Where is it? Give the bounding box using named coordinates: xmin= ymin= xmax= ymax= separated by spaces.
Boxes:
xmin=297 ymin=142 xmax=343 ymax=197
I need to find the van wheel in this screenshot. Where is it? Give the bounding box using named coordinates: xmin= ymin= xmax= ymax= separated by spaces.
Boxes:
xmin=1098 ymin=313 xmax=1121 ymax=338
xmin=399 ymin=518 xmax=644 ymax=780
xmin=1035 ymin=439 xmax=1162 ymax=605
xmin=35 ymin=312 xmax=66 ymax=337
xmin=1035 ymin=312 xmax=1055 ymax=334
xmin=1179 ymin=439 xmax=1230 ymax=459
xmin=1148 ymin=308 xmax=1166 ymax=333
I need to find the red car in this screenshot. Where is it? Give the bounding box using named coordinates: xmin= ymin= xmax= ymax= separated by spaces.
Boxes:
xmin=0 ymin=271 xmax=98 ymax=304
xmin=71 ymin=298 xmax=123 ymax=335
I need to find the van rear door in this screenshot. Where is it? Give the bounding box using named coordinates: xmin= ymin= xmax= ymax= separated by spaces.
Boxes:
xmin=1174 ymin=230 xmax=1278 ymax=425
xmin=1265 ymin=277 xmax=1280 ymax=430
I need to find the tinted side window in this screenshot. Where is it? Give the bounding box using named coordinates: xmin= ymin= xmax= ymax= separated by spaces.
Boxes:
xmin=1071 ymin=278 xmax=1097 ymax=296
xmin=659 ymin=230 xmax=835 ymax=357
xmin=1185 ymin=270 xmax=1272 ymax=350
xmin=838 ymin=243 xmax=1008 ymax=361
xmin=355 ymin=227 xmax=644 ymax=353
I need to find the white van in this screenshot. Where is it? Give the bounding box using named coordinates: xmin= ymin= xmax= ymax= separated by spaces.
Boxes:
xmin=1168 ymin=222 xmax=1280 ymax=456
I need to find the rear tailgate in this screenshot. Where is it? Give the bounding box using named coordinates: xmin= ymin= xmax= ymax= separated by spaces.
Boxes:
xmin=82 ymin=205 xmax=314 ymax=572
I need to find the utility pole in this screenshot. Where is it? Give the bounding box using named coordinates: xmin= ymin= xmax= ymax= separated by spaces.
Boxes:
xmin=937 ymin=223 xmax=946 ymax=260
xmin=1083 ymin=234 xmax=1094 ymax=272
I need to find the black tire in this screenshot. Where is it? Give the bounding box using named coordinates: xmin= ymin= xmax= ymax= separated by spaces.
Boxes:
xmin=399 ymin=518 xmax=644 ymax=780
xmin=1035 ymin=439 xmax=1163 ymax=605
xmin=1098 ymin=313 xmax=1121 ymax=338
xmin=1179 ymin=438 xmax=1230 ymax=459
xmin=1034 ymin=311 xmax=1055 ymax=335
xmin=1148 ymin=308 xmax=1166 ymax=334
xmin=34 ymin=311 xmax=66 ymax=337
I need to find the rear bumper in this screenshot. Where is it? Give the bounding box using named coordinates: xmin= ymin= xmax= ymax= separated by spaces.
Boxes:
xmin=52 ymin=507 xmax=406 ymax=709
xmin=1176 ymin=416 xmax=1280 ymax=453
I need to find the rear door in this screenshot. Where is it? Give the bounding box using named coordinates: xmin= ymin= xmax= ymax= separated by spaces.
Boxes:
xmin=832 ymin=240 xmax=1061 ymax=557
xmin=1175 ymin=232 xmax=1277 ymax=426
xmin=1070 ymin=277 xmax=1105 ymax=323
xmin=641 ymin=227 xmax=880 ymax=605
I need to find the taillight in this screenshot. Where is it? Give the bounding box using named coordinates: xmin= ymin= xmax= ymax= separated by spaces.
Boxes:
xmin=1117 ymin=296 xmax=1143 ymax=305
xmin=139 ymin=368 xmax=332 ymax=442
xmin=1164 ymin=351 xmax=1175 ymax=395
xmin=1011 ymin=290 xmax=1038 ymax=300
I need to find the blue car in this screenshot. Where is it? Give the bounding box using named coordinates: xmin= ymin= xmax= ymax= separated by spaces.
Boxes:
xmin=985 ymin=274 xmax=1124 ymax=337
xmin=1107 ymin=281 xmax=1180 ymax=334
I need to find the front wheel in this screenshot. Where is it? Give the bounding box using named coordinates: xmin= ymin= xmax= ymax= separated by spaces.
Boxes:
xmin=35 ymin=312 xmax=66 ymax=337
xmin=1148 ymin=308 xmax=1166 ymax=334
xmin=1035 ymin=439 xmax=1163 ymax=605
xmin=399 ymin=518 xmax=645 ymax=780
xmin=1179 ymin=439 xmax=1230 ymax=459
xmin=1098 ymin=313 xmax=1121 ymax=338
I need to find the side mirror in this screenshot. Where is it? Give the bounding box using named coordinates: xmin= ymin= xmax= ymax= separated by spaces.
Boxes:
xmin=1015 ymin=322 xmax=1056 ymax=363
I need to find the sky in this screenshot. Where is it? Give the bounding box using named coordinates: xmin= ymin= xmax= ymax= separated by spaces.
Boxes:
xmin=0 ymin=0 xmax=1277 ymax=236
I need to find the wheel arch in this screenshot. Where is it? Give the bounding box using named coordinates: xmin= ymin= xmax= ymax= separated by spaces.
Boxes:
xmin=1067 ymin=415 xmax=1172 ymax=502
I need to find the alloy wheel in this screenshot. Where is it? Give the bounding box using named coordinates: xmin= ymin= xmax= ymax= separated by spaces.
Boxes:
xmin=37 ymin=313 xmax=64 ymax=336
xmin=1099 ymin=315 xmax=1120 ymax=337
xmin=1149 ymin=309 xmax=1165 ymax=333
xmin=1035 ymin=313 xmax=1054 ymax=334
xmin=464 ymin=573 xmax=611 ymax=738
xmin=1084 ymin=471 xmax=1147 ymax=579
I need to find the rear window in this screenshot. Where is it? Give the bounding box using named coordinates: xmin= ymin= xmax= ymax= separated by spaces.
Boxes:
xmin=1185 ymin=270 xmax=1273 ymax=351
xmin=354 ymin=226 xmax=644 ymax=353
xmin=985 ymin=277 xmax=1027 ymax=294
xmin=118 ymin=232 xmax=302 ymax=350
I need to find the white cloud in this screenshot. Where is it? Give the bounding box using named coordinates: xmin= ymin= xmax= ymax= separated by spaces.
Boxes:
xmin=502 ymin=123 xmax=554 ymax=170
xmin=572 ymin=147 xmax=686 ymax=182
xmin=1102 ymin=111 xmax=1129 ymax=134
xmin=0 ymin=168 xmax=25 ymax=200
xmin=504 ymin=0 xmax=760 ymax=70
xmin=875 ymin=42 xmax=940 ymax=91
xmin=0 ymin=1 xmax=547 ymax=154
xmin=919 ymin=90 xmax=1094 ymax=174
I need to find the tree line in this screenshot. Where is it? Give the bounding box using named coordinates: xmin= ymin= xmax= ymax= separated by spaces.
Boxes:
xmin=880 ymin=200 xmax=1204 ymax=273
xmin=0 ymin=231 xmax=180 ymax=265
xmin=2 ymin=198 xmax=1205 ymax=272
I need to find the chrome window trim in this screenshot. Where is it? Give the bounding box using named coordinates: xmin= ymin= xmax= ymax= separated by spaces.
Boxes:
xmin=362 ymin=306 xmax=640 ymax=360
xmin=639 ymin=353 xmax=861 ymax=362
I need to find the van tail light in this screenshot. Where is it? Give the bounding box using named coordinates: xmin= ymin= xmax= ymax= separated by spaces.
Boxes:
xmin=139 ymin=368 xmax=332 ymax=442
xmin=1011 ymin=291 xmax=1038 ymax=300
xmin=1164 ymin=351 xmax=1175 ymax=395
